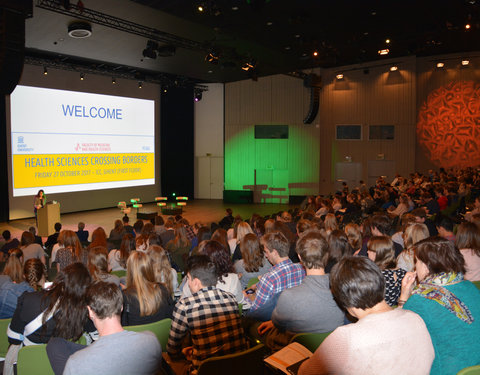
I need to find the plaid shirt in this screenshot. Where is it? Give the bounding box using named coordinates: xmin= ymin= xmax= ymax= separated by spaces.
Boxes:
xmin=167 ymin=286 xmax=247 ymax=369
xmin=251 ymin=258 xmax=305 ymax=311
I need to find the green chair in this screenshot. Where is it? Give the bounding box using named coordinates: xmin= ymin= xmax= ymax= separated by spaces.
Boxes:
xmin=197 ymin=344 xmax=266 ymax=375
xmin=290 ymin=331 xmax=332 ymax=353
xmin=177 ymin=272 xmax=183 ymax=286
xmin=111 ymin=270 xmax=127 ymax=278
xmin=473 ymin=281 xmax=480 ymax=291
xmin=17 ymin=344 xmax=54 ymax=375
xmin=0 ymin=318 xmax=11 ymax=358
xmin=457 ymin=365 xmax=480 ymax=375
xmin=246 ymin=276 xmax=259 ymax=289
xmin=124 ymin=318 xmax=171 ymax=351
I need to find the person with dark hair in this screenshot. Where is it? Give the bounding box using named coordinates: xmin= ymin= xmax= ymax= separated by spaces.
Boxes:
xmin=298 ymin=256 xmax=434 ymax=375
xmin=5 ymin=263 xmax=92 ymax=375
xmin=246 ymin=232 xmax=305 ymax=321
xmin=133 ymin=219 xmax=144 ymax=238
xmin=456 ymin=221 xmax=480 ymax=281
xmin=20 ymin=231 xmax=46 ymax=265
xmin=219 ymin=208 xmax=234 ymax=230
xmin=257 ymin=231 xmax=344 ymax=350
xmin=167 ymin=255 xmax=247 ymax=373
xmin=154 ymin=215 xmax=166 ymax=235
xmin=436 ymin=215 xmax=455 ymax=242
xmin=411 ymin=207 xmax=438 ymax=236
xmin=399 ymin=237 xmax=480 ymax=375
xmin=55 ymin=230 xmax=88 ymax=272
xmin=108 ymin=233 xmax=135 ymax=272
xmin=122 ymin=215 xmax=135 ymax=236
xmin=325 ymin=230 xmax=353 ymax=273
xmin=45 ymin=222 xmax=62 ymax=250
xmin=1 ymin=230 xmax=20 ymax=258
xmin=47 ymin=281 xmax=162 ymax=375
xmin=33 ymin=189 xmax=46 ymax=226
xmin=29 ymin=226 xmax=43 ymax=246
xmin=159 ymin=219 xmax=175 ymax=245
xmin=358 ymin=214 xmax=402 ymax=257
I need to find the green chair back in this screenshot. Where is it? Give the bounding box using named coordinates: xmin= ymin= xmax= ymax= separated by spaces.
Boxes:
xmin=111 ymin=270 xmax=127 ymax=278
xmin=457 ymin=365 xmax=480 ymax=375
xmin=177 ymin=272 xmax=183 ymax=286
xmin=123 ymin=318 xmax=171 ymax=351
xmin=17 ymin=344 xmax=54 ymax=375
xmin=290 ymin=331 xmax=332 ymax=353
xmin=197 ymin=344 xmax=266 ymax=375
xmin=246 ymin=276 xmax=259 ymax=289
xmin=0 ymin=318 xmax=11 ymax=358
xmin=473 ymin=281 xmax=480 ymax=291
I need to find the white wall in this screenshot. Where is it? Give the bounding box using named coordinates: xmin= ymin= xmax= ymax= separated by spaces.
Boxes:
xmin=194 ymin=83 xmax=224 ymax=199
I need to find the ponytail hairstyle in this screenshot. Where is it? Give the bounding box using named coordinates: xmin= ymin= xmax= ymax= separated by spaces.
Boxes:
xmin=3 ymin=248 xmax=24 ymax=283
xmin=24 ymin=258 xmax=45 ymax=290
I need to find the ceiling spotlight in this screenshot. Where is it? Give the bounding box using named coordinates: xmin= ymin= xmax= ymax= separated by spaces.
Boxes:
xmin=163 ymin=87 xmax=168 ymax=93
xmin=43 ymin=66 xmax=48 ymax=75
xmin=378 ymin=49 xmax=389 ymax=55
xmin=194 ymin=89 xmax=203 ymax=102
xmin=232 ymin=6 xmax=239 ymax=10
xmin=138 ymin=82 xmax=142 ymax=89
xmin=466 ymin=24 xmax=471 ymax=29
xmin=112 ymin=77 xmax=116 ymax=84
xmin=462 ymin=60 xmax=470 ymax=66
xmin=313 ymin=51 xmax=318 ymax=57
xmin=80 ymin=73 xmax=85 ymax=80
xmin=390 ymin=65 xmax=398 ymax=71
xmin=68 ymin=21 xmax=92 ymax=38
xmin=266 ymin=21 xmax=273 ymax=26
xmin=205 ymin=50 xmax=220 ymax=64
xmin=336 ymin=74 xmax=344 ymax=80
xmin=198 ymin=5 xmax=204 ymax=12
xmin=385 ymin=39 xmax=391 ymax=44
xmin=241 ymin=59 xmax=256 ymax=71
xmin=436 ymin=62 xmax=445 ymax=68
xmin=142 ymin=40 xmax=158 ymax=59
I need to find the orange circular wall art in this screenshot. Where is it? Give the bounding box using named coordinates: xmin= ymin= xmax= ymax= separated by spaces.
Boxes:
xmin=417 ymin=80 xmax=480 ymax=169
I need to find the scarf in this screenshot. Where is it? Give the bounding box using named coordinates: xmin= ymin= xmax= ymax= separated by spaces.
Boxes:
xmin=412 ymin=272 xmax=474 ymax=324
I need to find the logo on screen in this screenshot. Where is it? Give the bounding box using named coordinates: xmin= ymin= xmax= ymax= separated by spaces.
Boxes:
xmin=18 ymin=136 xmax=24 ymax=144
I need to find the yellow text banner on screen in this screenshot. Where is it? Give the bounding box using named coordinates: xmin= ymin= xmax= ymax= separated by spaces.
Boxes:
xmin=13 ymin=153 xmax=154 ymax=188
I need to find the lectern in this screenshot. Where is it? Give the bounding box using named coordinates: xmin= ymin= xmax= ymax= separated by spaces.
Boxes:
xmin=37 ymin=203 xmax=60 ymax=237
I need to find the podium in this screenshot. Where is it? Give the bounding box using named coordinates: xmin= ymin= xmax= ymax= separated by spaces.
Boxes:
xmin=37 ymin=203 xmax=60 ymax=237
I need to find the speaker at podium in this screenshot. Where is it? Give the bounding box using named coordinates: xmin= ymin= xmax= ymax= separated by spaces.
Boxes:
xmin=37 ymin=202 xmax=60 ymax=237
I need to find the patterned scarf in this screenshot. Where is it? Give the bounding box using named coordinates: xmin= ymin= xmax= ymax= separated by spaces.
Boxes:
xmin=412 ymin=272 xmax=474 ymax=324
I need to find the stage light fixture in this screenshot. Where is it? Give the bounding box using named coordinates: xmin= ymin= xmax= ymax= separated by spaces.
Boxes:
xmin=436 ymin=62 xmax=445 ymax=68
xmin=462 ymin=60 xmax=470 ymax=66
xmin=112 ymin=77 xmax=116 ymax=84
xmin=336 ymin=73 xmax=344 ymax=80
xmin=390 ymin=65 xmax=398 ymax=71
xmin=313 ymin=51 xmax=319 ymax=57
xmin=198 ymin=4 xmax=204 ymax=12
xmin=466 ymin=23 xmax=471 ymax=29
xmin=80 ymin=73 xmax=85 ymax=80
xmin=378 ymin=49 xmax=389 ymax=55
xmin=386 ymin=39 xmax=390 ymax=44
xmin=194 ymin=89 xmax=203 ymax=102
xmin=205 ymin=50 xmax=219 ymax=64
xmin=241 ymin=59 xmax=256 ymax=71
xmin=138 ymin=81 xmax=143 ymax=89
xmin=142 ymin=40 xmax=158 ymax=59
xmin=43 ymin=66 xmax=48 ymax=75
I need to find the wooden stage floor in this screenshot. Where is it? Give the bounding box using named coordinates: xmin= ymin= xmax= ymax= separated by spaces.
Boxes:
xmin=1 ymin=200 xmax=296 ymax=242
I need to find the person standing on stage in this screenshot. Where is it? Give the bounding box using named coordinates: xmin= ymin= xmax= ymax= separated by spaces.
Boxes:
xmin=33 ymin=190 xmax=46 ymax=226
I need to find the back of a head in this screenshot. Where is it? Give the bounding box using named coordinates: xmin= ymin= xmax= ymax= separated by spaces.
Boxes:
xmin=297 ymin=219 xmax=313 ymax=234
xmin=122 ymin=215 xmax=130 ymax=224
xmin=62 ymin=230 xmax=81 ymax=252
xmin=91 ymin=227 xmax=107 ymax=247
xmin=456 ymin=221 xmax=480 ymax=254
xmin=164 ymin=219 xmax=174 ymax=229
xmin=186 ymin=254 xmax=217 ymax=288
xmin=415 ymin=236 xmax=465 ymax=275
xmin=2 ymin=230 xmax=11 ymax=241
xmin=240 ymin=233 xmax=263 ymax=272
xmin=328 ymin=230 xmax=353 ymax=262
xmin=133 ymin=220 xmax=144 ymax=233
xmin=142 ymin=222 xmax=155 ymax=236
xmin=262 ymin=231 xmax=290 ymax=258
xmin=403 ymin=223 xmax=429 ymax=249
xmin=88 ymin=246 xmax=109 ymax=277
xmin=4 ymin=248 xmax=24 ymax=283
xmin=155 ymin=215 xmax=164 ymax=226
xmin=436 ymin=215 xmax=454 ymax=232
xmin=126 ymin=251 xmax=155 ymax=289
xmin=21 ymin=231 xmax=35 ymax=246
xmin=24 ymin=258 xmax=45 ymax=290
xmin=202 ymin=240 xmax=233 ymax=277
xmin=211 ymin=228 xmax=229 ymax=249
xmin=54 ymin=222 xmax=62 ymax=232
xmin=236 ymin=222 xmax=253 ymax=242
xmin=28 ymin=226 xmax=36 ymax=235
xmin=344 ymin=223 xmax=362 ymax=250
xmin=367 ymin=236 xmax=396 ymax=270
xmin=78 ymin=222 xmax=85 ymax=231
xmin=86 ymin=281 xmax=123 ymax=319
xmin=296 ymin=231 xmax=328 ymax=270
xmin=371 ymin=215 xmax=391 ymax=235
xmin=330 ymin=256 xmax=385 ymax=310
xmin=411 ymin=208 xmax=427 ymax=219
xmin=324 ymin=214 xmax=338 ymax=231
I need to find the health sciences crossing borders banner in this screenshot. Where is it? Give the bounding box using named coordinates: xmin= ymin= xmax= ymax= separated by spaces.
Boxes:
xmin=10 ymin=85 xmax=155 ymax=197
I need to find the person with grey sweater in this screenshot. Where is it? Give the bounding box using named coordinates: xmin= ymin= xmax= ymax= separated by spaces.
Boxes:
xmin=257 ymin=230 xmax=344 ymax=349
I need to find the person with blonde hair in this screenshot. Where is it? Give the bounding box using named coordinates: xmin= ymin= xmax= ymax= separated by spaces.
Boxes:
xmin=147 ymin=245 xmax=178 ymax=296
xmin=344 ymin=223 xmax=362 ymax=255
xmin=0 ymin=250 xmax=45 ymax=318
xmin=397 ymin=223 xmax=430 ymax=272
xmin=165 ymin=224 xmax=191 ymax=271
xmin=56 ymin=230 xmax=88 ymax=272
xmin=234 ymin=233 xmax=271 ymax=289
xmin=231 ymin=222 xmax=255 ymax=261
xmin=367 ymin=236 xmax=406 ymax=306
xmin=456 ymin=221 xmax=480 ymax=281
xmin=88 ymin=246 xmax=120 ymax=286
xmin=122 ymin=251 xmax=174 ymax=326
